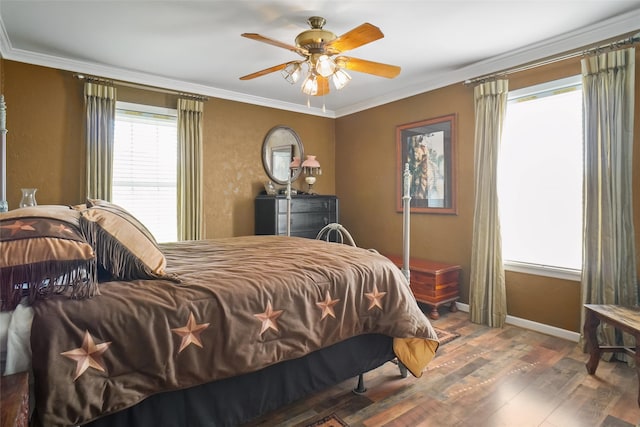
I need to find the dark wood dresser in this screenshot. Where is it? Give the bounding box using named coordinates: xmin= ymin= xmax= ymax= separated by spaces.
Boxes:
xmin=255 ymin=194 xmax=339 ymax=239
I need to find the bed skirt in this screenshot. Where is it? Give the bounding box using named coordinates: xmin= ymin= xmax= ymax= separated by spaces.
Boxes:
xmin=78 ymin=334 xmax=395 ymax=427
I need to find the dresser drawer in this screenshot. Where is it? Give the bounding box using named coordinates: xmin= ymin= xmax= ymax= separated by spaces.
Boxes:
xmin=277 ymin=212 xmax=336 ymax=234
xmin=255 ymin=194 xmax=339 ymax=239
xmin=277 ymin=197 xmax=336 ymax=214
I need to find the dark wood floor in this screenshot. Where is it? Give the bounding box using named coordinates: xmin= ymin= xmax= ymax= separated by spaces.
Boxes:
xmin=243 ymin=309 xmax=639 ymax=427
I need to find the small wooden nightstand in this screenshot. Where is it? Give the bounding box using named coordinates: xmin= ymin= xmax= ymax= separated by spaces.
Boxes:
xmin=386 ymin=255 xmax=461 ymax=320
xmin=1 ymin=372 xmax=29 ymax=427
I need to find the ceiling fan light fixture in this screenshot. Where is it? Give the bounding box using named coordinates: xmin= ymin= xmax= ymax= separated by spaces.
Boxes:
xmin=331 ymin=68 xmax=351 ymax=90
xmin=281 ymin=62 xmax=302 ymax=84
xmin=241 ymin=16 xmax=400 ymax=99
xmin=315 ymin=55 xmax=336 ymax=78
xmin=301 ymin=73 xmax=318 ymax=95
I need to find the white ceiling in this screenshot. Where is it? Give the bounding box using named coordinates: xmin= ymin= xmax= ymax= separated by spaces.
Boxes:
xmin=1 ymin=1 xmax=639 ymax=117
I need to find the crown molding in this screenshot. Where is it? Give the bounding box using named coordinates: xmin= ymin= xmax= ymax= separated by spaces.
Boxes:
xmin=0 ymin=15 xmax=11 ymax=55
xmin=1 ymin=48 xmax=335 ymax=118
xmin=334 ymin=8 xmax=640 ymax=117
xmin=0 ymin=21 xmax=334 ymax=118
xmin=1 ymin=8 xmax=638 ymax=118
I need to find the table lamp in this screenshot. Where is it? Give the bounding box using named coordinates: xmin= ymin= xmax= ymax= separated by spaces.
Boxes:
xmin=302 ymin=155 xmax=321 ymax=194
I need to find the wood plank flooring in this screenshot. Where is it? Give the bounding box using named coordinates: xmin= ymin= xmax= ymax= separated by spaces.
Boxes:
xmin=243 ymin=309 xmax=640 ymax=427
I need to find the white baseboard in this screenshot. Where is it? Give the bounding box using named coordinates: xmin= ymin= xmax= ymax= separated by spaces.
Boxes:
xmin=455 ymin=303 xmax=580 ymax=342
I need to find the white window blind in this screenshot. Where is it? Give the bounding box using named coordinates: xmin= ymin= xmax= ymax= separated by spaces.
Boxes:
xmin=113 ymin=102 xmax=178 ymax=243
xmin=498 ymin=76 xmax=583 ymax=278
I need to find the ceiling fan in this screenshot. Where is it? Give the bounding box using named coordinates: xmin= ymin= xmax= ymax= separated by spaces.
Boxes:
xmin=240 ymin=16 xmax=401 ymax=96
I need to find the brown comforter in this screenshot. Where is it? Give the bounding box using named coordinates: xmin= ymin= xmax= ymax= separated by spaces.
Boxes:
xmin=31 ymin=236 xmax=438 ymax=426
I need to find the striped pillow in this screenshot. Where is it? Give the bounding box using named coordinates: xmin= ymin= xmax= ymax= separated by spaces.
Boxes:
xmin=0 ymin=205 xmax=98 ymax=311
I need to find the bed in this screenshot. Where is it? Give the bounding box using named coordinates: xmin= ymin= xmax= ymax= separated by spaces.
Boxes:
xmin=0 ymin=199 xmax=439 ymax=427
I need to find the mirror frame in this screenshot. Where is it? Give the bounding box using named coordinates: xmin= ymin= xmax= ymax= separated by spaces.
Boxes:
xmin=261 ymin=125 xmax=304 ymax=185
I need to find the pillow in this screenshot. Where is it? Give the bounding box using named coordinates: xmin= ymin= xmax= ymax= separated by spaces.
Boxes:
xmin=0 ymin=310 xmax=11 ymax=372
xmin=4 ymin=300 xmax=34 ymax=375
xmin=0 ymin=205 xmax=98 ymax=311
xmin=80 ymin=199 xmax=175 ymax=281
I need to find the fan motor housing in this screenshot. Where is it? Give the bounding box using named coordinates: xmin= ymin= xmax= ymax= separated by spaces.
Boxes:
xmin=295 ymin=29 xmax=337 ymax=53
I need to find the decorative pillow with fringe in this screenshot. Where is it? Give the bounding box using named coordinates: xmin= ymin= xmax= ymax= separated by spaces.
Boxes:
xmin=80 ymin=199 xmax=176 ymax=282
xmin=0 ymin=205 xmax=98 ymax=311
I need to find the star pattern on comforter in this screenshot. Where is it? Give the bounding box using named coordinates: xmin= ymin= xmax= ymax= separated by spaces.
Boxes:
xmin=171 ymin=311 xmax=210 ymax=353
xmin=60 ymin=330 xmax=111 ymax=381
xmin=32 ymin=236 xmax=439 ymax=427
xmin=58 ymin=282 xmax=391 ymax=382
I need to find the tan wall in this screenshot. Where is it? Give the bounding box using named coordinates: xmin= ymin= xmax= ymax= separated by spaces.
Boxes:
xmin=3 ymin=60 xmax=335 ymax=238
xmin=4 ymin=64 xmax=85 ymax=206
xmin=336 ymin=83 xmax=476 ymax=300
xmin=201 ymin=99 xmax=335 ymax=238
xmin=336 ymin=50 xmax=640 ymax=333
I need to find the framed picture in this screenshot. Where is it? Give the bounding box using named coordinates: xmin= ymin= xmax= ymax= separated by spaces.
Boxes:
xmin=396 ymin=114 xmax=457 ymax=214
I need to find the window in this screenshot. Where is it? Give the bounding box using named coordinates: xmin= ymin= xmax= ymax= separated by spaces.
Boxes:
xmin=498 ymin=76 xmax=583 ymax=279
xmin=113 ymin=102 xmax=178 ymax=243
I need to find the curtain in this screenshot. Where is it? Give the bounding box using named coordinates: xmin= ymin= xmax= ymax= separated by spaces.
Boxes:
xmin=469 ymin=79 xmax=509 ymax=328
xmin=85 ymin=81 xmax=116 ymax=200
xmin=581 ymin=47 xmax=637 ymax=364
xmin=177 ymin=98 xmax=204 ymax=241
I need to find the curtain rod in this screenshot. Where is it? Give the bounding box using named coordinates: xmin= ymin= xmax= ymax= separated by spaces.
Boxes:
xmin=74 ymin=74 xmax=208 ymax=101
xmin=464 ymin=32 xmax=640 ymax=86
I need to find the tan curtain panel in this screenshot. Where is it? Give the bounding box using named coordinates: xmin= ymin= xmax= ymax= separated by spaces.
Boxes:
xmin=581 ymin=47 xmax=637 ymax=364
xmin=84 ymin=82 xmax=116 ymax=201
xmin=469 ymin=79 xmax=509 ymax=328
xmin=177 ymin=98 xmax=204 ymax=241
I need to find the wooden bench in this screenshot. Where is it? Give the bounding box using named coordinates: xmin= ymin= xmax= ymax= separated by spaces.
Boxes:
xmin=583 ymin=304 xmax=640 ymax=407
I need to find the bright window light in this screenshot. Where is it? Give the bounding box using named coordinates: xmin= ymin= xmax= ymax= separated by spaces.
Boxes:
xmin=498 ymin=76 xmax=583 ymax=275
xmin=113 ymin=102 xmax=178 ymax=243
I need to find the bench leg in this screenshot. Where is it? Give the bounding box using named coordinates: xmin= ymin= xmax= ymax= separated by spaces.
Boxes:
xmin=584 ymin=309 xmax=601 ymax=375
xmin=582 ymin=307 xmax=640 ymax=408
xmin=636 ymin=339 xmax=640 ymax=408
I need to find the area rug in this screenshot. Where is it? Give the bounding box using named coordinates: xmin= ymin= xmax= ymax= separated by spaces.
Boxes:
xmin=304 ymin=413 xmax=348 ymax=427
xmin=433 ymin=327 xmax=460 ymax=345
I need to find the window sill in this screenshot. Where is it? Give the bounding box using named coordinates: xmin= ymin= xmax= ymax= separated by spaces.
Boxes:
xmin=504 ymin=261 xmax=581 ymax=282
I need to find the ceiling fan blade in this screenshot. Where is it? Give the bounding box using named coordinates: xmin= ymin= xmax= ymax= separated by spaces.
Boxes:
xmin=336 ymin=56 xmax=401 ymax=78
xmin=239 ymin=63 xmax=289 ymax=80
xmin=326 ymin=23 xmax=384 ymax=53
xmin=241 ymin=33 xmax=309 ymax=56
xmin=316 ymin=76 xmax=330 ymax=96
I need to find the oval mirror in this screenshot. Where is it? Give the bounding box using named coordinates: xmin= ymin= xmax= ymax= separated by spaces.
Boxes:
xmin=262 ymin=126 xmax=304 ymax=185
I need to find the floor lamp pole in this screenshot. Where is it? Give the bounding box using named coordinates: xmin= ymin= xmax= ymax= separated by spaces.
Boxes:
xmin=0 ymin=95 xmax=7 ymax=212
xmin=402 ymin=163 xmax=412 ymax=283
xmin=286 ymin=174 xmax=291 ymax=237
